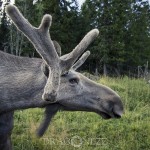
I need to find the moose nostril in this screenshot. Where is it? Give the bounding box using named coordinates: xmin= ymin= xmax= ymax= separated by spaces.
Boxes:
xmin=112 ymin=107 xmax=123 ymax=119
xmin=112 ymin=104 xmax=123 ymax=119
xmin=111 ymin=96 xmax=124 ymax=118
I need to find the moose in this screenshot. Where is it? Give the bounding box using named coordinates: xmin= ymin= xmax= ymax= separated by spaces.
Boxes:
xmin=0 ymin=4 xmax=124 ymax=150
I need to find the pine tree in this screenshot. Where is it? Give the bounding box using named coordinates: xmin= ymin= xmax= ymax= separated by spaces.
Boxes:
xmin=125 ymin=1 xmax=150 ymax=67
xmin=81 ymin=0 xmax=150 ymax=75
xmin=81 ymin=0 xmax=129 ymax=74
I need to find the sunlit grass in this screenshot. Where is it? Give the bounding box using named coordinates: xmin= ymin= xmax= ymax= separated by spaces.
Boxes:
xmin=12 ymin=76 xmax=150 ymax=150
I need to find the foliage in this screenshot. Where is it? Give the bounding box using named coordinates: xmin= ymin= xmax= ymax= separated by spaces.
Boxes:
xmin=125 ymin=1 xmax=150 ymax=67
xmin=81 ymin=0 xmax=150 ymax=74
xmin=12 ymin=77 xmax=150 ymax=150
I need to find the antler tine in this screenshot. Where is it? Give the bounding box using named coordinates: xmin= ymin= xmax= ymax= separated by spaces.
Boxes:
xmin=39 ymin=14 xmax=52 ymax=32
xmin=61 ymin=29 xmax=99 ymax=72
xmin=6 ymin=4 xmax=60 ymax=102
xmin=6 ymin=5 xmax=59 ymax=64
xmin=71 ymin=51 xmax=90 ymax=70
xmin=53 ymin=41 xmax=61 ymax=56
xmin=6 ymin=5 xmax=33 ymax=35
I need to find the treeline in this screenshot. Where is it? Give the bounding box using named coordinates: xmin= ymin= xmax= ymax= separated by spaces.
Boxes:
xmin=0 ymin=0 xmax=150 ymax=76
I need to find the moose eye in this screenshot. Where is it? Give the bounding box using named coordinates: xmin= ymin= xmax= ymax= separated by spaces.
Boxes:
xmin=69 ymin=78 xmax=79 ymax=84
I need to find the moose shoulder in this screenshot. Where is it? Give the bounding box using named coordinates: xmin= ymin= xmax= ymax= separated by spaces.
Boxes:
xmin=0 ymin=4 xmax=124 ymax=150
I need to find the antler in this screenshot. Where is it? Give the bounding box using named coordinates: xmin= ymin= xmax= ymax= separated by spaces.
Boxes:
xmin=6 ymin=4 xmax=99 ymax=102
xmin=6 ymin=5 xmax=60 ymax=102
xmin=60 ymin=29 xmax=99 ymax=72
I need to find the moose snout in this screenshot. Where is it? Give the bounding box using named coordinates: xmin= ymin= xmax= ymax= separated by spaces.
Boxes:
xmin=108 ymin=95 xmax=124 ymax=119
xmin=99 ymin=95 xmax=124 ymax=119
xmin=112 ymin=104 xmax=123 ymax=118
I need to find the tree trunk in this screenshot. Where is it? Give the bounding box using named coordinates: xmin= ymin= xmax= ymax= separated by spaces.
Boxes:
xmin=103 ymin=63 xmax=107 ymax=76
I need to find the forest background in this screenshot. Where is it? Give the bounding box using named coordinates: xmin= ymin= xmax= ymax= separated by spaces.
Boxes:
xmin=0 ymin=0 xmax=150 ymax=77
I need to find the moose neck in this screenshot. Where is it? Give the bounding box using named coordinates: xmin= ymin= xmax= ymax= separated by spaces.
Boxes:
xmin=0 ymin=53 xmax=50 ymax=113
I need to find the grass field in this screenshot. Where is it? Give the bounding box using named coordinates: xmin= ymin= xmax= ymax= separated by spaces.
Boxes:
xmin=12 ymin=77 xmax=150 ymax=150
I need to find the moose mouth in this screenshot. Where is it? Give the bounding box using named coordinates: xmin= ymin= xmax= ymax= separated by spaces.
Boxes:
xmin=99 ymin=111 xmax=122 ymax=119
xmin=59 ymin=103 xmax=122 ymax=120
xmin=99 ymin=112 xmax=112 ymax=119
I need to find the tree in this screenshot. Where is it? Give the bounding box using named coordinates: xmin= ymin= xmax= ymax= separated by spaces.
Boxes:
xmin=0 ymin=1 xmax=9 ymax=51
xmin=125 ymin=1 xmax=150 ymax=67
xmin=81 ymin=0 xmax=128 ymax=74
xmin=81 ymin=0 xmax=150 ymax=75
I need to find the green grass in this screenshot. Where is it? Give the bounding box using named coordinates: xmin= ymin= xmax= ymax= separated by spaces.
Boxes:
xmin=12 ymin=77 xmax=150 ymax=150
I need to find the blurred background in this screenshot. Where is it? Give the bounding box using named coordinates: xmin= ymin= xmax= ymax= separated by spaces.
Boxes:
xmin=0 ymin=0 xmax=150 ymax=79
